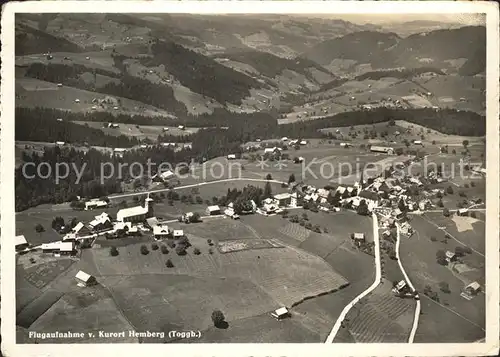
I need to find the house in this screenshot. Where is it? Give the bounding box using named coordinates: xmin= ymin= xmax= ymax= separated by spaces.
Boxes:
xmin=146 ymin=217 xmax=159 ymax=229
xmin=457 ymin=208 xmax=469 ymax=216
xmin=281 ymin=137 xmax=288 ymax=142
xmin=274 ymin=193 xmax=292 ymax=207
xmin=370 ymin=146 xmax=395 ymax=155
xmin=85 ymin=199 xmax=108 ymax=210
xmin=162 ymin=127 xmax=170 ymax=132
xmin=300 ymin=140 xmax=307 ymax=145
xmin=393 ymin=280 xmax=408 ymax=294
xmin=227 ymin=154 xmax=236 ymax=160
xmin=57 ymin=83 xmax=63 ymax=87
xmin=117 ymin=196 xmax=153 ymax=222
xmin=173 ymin=229 xmax=184 ymax=238
xmin=413 ymin=140 xmax=423 ymax=146
xmin=339 ymin=142 xmax=351 ymax=148
xmin=107 ymin=123 xmax=119 ymax=129
xmin=271 ymin=307 xmax=290 ymax=320
xmin=41 ymin=241 xmax=75 ymax=255
xmin=224 ymin=208 xmax=240 ymax=219
xmin=55 ymin=141 xmax=66 ymax=146
xmin=461 ymin=281 xmax=481 ymax=300
xmin=445 ymin=251 xmax=457 ymax=263
xmin=113 ymin=148 xmax=127 ymax=158
xmin=72 ymin=221 xmax=92 ymax=237
xmin=295 ymin=156 xmax=305 ymax=163
xmin=153 ymin=225 xmax=170 ymax=240
xmin=261 ymin=199 xmax=279 ymax=215
xmin=206 ymin=205 xmax=221 ymax=215
xmin=153 ymin=170 xmax=175 ymax=182
xmin=89 ymin=212 xmax=112 ymax=232
xmin=289 ymin=139 xmax=298 ymax=146
xmin=290 ymin=192 xmax=298 ymax=207
xmin=178 ymin=125 xmax=186 ymax=130
xmin=56 ymin=118 xmax=63 ymax=122
xmin=264 ymin=147 xmax=282 ymax=155
xmin=75 ymin=271 xmax=97 ymax=287
xmin=15 ymin=235 xmax=29 ymax=251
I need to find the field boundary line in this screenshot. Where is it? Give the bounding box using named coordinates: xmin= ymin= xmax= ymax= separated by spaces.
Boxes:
xmin=396 ymin=223 xmax=421 ymax=343
xmin=109 ymin=178 xmax=287 ymax=200
xmin=420 ymin=214 xmax=485 ymax=257
xmin=325 ymin=212 xmax=382 ymax=343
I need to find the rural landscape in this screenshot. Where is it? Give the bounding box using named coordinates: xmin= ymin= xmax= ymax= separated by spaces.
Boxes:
xmin=13 ymin=13 xmax=487 ymax=344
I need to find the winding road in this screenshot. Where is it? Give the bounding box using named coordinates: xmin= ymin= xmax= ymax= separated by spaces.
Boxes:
xmin=325 ymin=212 xmax=382 ymax=343
xmin=395 ymin=223 xmax=421 ymax=343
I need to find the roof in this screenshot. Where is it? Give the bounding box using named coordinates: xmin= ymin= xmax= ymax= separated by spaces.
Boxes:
xmin=207 ymin=205 xmax=220 ymax=211
xmin=85 ymin=200 xmax=107 ymax=208
xmin=159 ymin=170 xmax=175 ymax=179
xmin=153 ymin=225 xmax=169 ymax=235
xmin=274 ymin=307 xmax=289 ymax=316
xmin=353 ymin=233 xmax=365 ymax=240
xmin=274 ymin=193 xmax=291 ymax=200
xmin=114 ymin=148 xmax=127 ymax=152
xmin=445 ymin=251 xmax=456 ymax=259
xmin=146 ymin=217 xmax=159 ymax=227
xmin=15 ymin=235 xmax=28 ymax=246
xmin=59 ymin=242 xmax=75 ymax=252
xmin=458 ymin=208 xmax=469 ymax=213
xmin=370 ymin=146 xmax=394 ymax=152
xmin=466 ymin=281 xmax=480 ymax=290
xmin=75 ymin=270 xmax=92 ymax=282
xmin=117 ymin=205 xmax=148 ymax=219
xmin=173 ymin=229 xmax=184 ymax=237
xmin=72 ymin=222 xmax=85 ymax=233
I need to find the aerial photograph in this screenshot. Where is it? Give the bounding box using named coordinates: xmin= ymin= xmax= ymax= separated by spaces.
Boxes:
xmin=13 ymin=12 xmax=486 ymax=344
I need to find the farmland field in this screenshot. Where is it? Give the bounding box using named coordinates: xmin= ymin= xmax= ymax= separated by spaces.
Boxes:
xmin=335 ymin=280 xmax=415 ymax=343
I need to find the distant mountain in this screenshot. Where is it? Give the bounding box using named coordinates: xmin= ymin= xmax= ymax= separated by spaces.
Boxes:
xmin=303 ymin=26 xmax=486 ymax=74
xmin=15 ymin=23 xmax=86 ymax=55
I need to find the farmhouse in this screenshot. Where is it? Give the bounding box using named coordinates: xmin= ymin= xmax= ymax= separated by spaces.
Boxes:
xmin=370 ymin=146 xmax=395 ymax=155
xmin=85 ymin=199 xmax=108 ymax=210
xmin=72 ymin=222 xmax=92 ymax=237
xmin=457 ymin=208 xmax=469 ymax=216
xmin=463 ymin=281 xmax=481 ymax=297
xmin=153 ymin=170 xmax=175 ymax=182
xmin=227 ymin=154 xmax=236 ymax=160
xmin=55 ymin=141 xmax=66 ymax=146
xmin=352 ymin=233 xmax=366 ymax=245
xmin=339 ymin=142 xmax=351 ymax=148
xmin=117 ymin=196 xmax=153 ymax=223
xmin=290 ymin=192 xmax=298 ymax=207
xmin=393 ymin=280 xmax=408 ymax=294
xmin=173 ymin=229 xmax=184 ymax=238
xmin=264 ymin=147 xmax=282 ymax=155
xmin=153 ymin=225 xmax=170 ymax=240
xmin=15 ymin=235 xmax=29 ymax=251
xmin=274 ymin=193 xmax=292 ymax=207
xmin=206 ymin=205 xmax=221 ymax=215
xmin=178 ymin=125 xmax=185 ymax=130
xmin=75 ymin=271 xmax=97 ymax=287
xmin=271 ymin=307 xmax=290 ymax=320
xmin=89 ymin=212 xmax=112 ymax=232
xmin=300 ymin=140 xmax=308 ymax=145
xmin=107 ymin=123 xmax=119 ymax=129
xmin=42 ymin=241 xmax=75 ymax=255
xmin=445 ymin=251 xmax=457 ymax=263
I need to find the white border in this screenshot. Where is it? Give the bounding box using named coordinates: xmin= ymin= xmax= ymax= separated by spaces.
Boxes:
xmin=1 ymin=1 xmax=499 ymax=356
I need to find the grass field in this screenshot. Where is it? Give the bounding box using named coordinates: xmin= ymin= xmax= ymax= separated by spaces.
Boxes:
xmin=336 ymin=280 xmax=415 ymax=343
xmin=16 ymin=77 xmax=175 ymax=118
xmin=73 ymin=121 xmax=200 ymax=140
xmin=399 ymin=215 xmax=485 ymax=340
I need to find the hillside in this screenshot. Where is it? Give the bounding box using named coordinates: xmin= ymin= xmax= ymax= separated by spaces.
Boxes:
xmin=304 ymin=26 xmax=486 ymax=75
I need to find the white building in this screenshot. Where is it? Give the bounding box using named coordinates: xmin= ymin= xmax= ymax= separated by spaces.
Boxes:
xmin=15 ymin=235 xmax=29 ymax=251
xmin=271 ymin=307 xmax=290 ymax=320
xmin=153 ymin=225 xmax=170 ymax=239
xmin=370 ymin=146 xmax=395 ymax=155
xmin=173 ymin=229 xmax=184 ymax=238
xmin=42 ymin=241 xmax=75 ymax=255
xmin=117 ymin=195 xmax=153 ymax=223
xmin=227 ymin=154 xmax=236 ymax=160
xmin=85 ymin=199 xmax=108 ymax=210
xmin=75 ymin=271 xmax=96 ymax=287
xmin=89 ymin=212 xmax=112 ymax=231
xmin=274 ymin=193 xmax=292 ymax=207
xmin=206 ymin=205 xmax=221 ymax=215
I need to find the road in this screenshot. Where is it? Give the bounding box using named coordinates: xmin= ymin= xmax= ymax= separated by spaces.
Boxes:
xmin=395 ymin=223 xmax=421 ymax=343
xmin=109 ymin=178 xmax=287 ymax=200
xmin=325 ymin=212 xmax=382 ymax=343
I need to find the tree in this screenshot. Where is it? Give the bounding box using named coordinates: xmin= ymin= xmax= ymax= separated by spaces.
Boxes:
xmin=176 ymin=245 xmax=187 ymax=256
xmin=443 ymin=208 xmax=450 ymax=217
xmin=462 ymin=140 xmax=469 ymax=149
xmin=266 ymin=173 xmax=273 ymax=180
xmin=211 ymin=309 xmax=226 ymax=328
xmin=161 ymin=245 xmax=169 ymax=254
xmin=430 ymin=235 xmax=437 ymax=242
xmin=110 ymin=246 xmax=119 ymax=256
xmin=439 ymin=282 xmax=451 ymax=293
xmin=151 ymin=243 xmax=159 ymax=251
xmin=437 ymin=199 xmax=444 ymax=207
xmin=193 ymin=247 xmax=201 ymax=255
xmin=263 ymin=181 xmax=272 ymax=198
xmin=140 ymin=245 xmax=149 ymax=255
xmin=288 ymin=173 xmax=296 ymax=184
xmin=35 ymin=223 xmax=45 ymax=233
xmin=302 ymin=212 xmax=308 ymax=221
xmin=357 ymin=200 xmax=369 ymax=216
xmin=166 ymin=259 xmax=174 ymax=268
xmin=207 ymin=238 xmax=213 ymax=246
xmin=190 ymin=212 xmax=201 ymax=223
xmin=209 ymin=248 xmax=214 ymax=254
xmin=446 ymin=186 xmax=454 ymax=195
xmin=455 ymin=246 xmax=466 ymax=257
xmin=167 ymin=240 xmax=176 ymax=248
